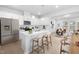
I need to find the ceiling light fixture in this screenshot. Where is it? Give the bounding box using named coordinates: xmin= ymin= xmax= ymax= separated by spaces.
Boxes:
xmin=32 ymin=15 xmax=35 ymax=19
xmin=56 ymin=5 xmax=59 ymax=8
xmin=41 ymin=18 xmax=44 ymax=21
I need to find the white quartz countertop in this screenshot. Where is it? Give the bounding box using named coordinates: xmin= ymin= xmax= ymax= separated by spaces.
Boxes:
xmin=20 ymin=30 xmax=51 ymax=38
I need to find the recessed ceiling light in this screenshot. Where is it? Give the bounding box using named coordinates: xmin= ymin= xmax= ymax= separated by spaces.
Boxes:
xmin=56 ymin=5 xmax=59 ymax=8
xmin=32 ymin=15 xmax=35 ymax=19
xmin=41 ymin=18 xmax=44 ymax=21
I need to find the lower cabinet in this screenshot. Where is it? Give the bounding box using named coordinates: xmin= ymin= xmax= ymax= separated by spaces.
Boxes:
xmin=1 ymin=34 xmax=19 ymax=45
xmin=1 ymin=35 xmax=12 ymax=45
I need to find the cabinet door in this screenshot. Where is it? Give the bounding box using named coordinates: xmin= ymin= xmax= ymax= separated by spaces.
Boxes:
xmin=63 ymin=21 xmax=68 ymax=29
xmin=1 ymin=35 xmax=12 ymax=44
xmin=77 ymin=22 xmax=79 ymax=30
xmin=69 ymin=21 xmax=75 ymax=31
xmin=12 ymin=19 xmax=19 ymax=40
xmin=12 ymin=19 xmax=19 ymax=34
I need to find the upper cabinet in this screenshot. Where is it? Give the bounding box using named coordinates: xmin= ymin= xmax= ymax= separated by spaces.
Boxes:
xmin=69 ymin=21 xmax=75 ymax=31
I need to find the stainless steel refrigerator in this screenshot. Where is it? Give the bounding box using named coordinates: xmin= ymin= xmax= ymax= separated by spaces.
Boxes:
xmin=0 ymin=18 xmax=19 ymax=45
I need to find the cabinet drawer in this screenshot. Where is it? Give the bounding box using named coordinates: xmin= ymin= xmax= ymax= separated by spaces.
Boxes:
xmin=1 ymin=35 xmax=12 ymax=45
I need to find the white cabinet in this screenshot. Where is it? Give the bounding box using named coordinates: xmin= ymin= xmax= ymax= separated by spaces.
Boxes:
xmin=69 ymin=21 xmax=75 ymax=31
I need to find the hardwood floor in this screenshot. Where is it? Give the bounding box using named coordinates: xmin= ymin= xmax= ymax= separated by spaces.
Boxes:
xmin=0 ymin=34 xmax=79 ymax=54
xmin=70 ymin=34 xmax=79 ymax=54
xmin=0 ymin=40 xmax=24 ymax=54
xmin=0 ymin=35 xmax=62 ymax=54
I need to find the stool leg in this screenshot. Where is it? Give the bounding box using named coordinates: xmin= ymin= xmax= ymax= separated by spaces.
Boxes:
xmin=46 ymin=37 xmax=49 ymax=50
xmin=60 ymin=42 xmax=63 ymax=54
xmin=42 ymin=38 xmax=45 ymax=53
xmin=50 ymin=35 xmax=52 ymax=46
xmin=37 ymin=40 xmax=39 ymax=54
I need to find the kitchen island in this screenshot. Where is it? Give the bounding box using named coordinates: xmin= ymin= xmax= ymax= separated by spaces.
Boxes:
xmin=19 ymin=30 xmax=51 ymax=53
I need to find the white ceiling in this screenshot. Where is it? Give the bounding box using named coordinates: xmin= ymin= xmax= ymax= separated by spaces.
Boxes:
xmin=1 ymin=5 xmax=79 ymax=18
xmin=53 ymin=12 xmax=79 ymax=19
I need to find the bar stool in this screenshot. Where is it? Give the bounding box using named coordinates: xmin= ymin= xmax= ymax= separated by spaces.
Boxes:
xmin=41 ymin=34 xmax=49 ymax=53
xmin=32 ymin=38 xmax=39 ymax=53
xmin=47 ymin=33 xmax=52 ymax=46
xmin=32 ymin=34 xmax=45 ymax=54
xmin=60 ymin=37 xmax=70 ymax=54
xmin=38 ymin=34 xmax=46 ymax=53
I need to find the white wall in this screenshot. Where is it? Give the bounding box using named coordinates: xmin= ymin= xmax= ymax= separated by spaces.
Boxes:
xmin=24 ymin=12 xmax=51 ymax=26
